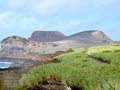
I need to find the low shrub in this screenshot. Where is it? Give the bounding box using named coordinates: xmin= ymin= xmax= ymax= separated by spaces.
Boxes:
xmin=64 ymin=48 xmax=74 ymax=53
xmin=102 ymin=50 xmax=112 ymax=53
xmin=114 ymin=49 xmax=120 ymax=52
xmin=18 ymin=45 xmax=120 ymax=89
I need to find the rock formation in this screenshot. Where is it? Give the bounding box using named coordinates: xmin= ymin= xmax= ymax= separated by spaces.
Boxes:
xmin=0 ymin=36 xmax=59 ymax=54
xmin=0 ymin=30 xmax=113 ymax=55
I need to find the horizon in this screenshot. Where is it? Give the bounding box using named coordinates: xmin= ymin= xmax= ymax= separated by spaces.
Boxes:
xmin=0 ymin=0 xmax=120 ymax=41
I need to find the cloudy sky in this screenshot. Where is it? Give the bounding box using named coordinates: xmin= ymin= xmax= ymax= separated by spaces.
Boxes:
xmin=0 ymin=0 xmax=120 ymax=41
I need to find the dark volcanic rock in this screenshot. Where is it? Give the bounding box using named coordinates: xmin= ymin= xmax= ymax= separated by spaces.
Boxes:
xmin=29 ymin=31 xmax=66 ymax=42
xmin=10 ymin=59 xmax=35 ymax=68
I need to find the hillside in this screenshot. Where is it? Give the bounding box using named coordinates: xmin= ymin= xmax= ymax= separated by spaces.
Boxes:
xmin=29 ymin=31 xmax=66 ymax=42
xmin=0 ymin=30 xmax=114 ymax=55
xmin=64 ymin=30 xmax=113 ymax=43
xmin=18 ymin=45 xmax=120 ymax=90
xmin=54 ymin=30 xmax=113 ymax=49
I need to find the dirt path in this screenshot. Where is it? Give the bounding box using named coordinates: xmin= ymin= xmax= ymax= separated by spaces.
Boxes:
xmin=82 ymin=52 xmax=109 ymax=64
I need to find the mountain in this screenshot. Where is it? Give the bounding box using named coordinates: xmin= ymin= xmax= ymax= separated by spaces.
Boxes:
xmin=0 ymin=30 xmax=113 ymax=55
xmin=29 ymin=31 xmax=66 ymax=42
xmin=64 ymin=30 xmax=113 ymax=43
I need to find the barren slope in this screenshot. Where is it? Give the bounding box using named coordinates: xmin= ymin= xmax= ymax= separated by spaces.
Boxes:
xmin=29 ymin=31 xmax=66 ymax=42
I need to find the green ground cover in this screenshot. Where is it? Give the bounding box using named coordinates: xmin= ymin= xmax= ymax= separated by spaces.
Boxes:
xmin=18 ymin=45 xmax=120 ymax=90
xmin=87 ymin=44 xmax=120 ymax=65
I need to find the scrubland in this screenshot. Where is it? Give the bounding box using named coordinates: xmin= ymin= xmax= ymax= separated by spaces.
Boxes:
xmin=17 ymin=45 xmax=120 ymax=90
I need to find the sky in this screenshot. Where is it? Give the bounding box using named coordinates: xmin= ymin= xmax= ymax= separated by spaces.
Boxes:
xmin=0 ymin=0 xmax=120 ymax=41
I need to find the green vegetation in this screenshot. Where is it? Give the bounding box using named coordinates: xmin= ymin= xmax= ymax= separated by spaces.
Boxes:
xmin=18 ymin=45 xmax=120 ymax=89
xmin=0 ymin=80 xmax=6 ymax=90
xmin=13 ymin=86 xmax=27 ymax=90
xmin=64 ymin=48 xmax=75 ymax=53
xmin=87 ymin=44 xmax=120 ymax=64
xmin=64 ymin=86 xmax=72 ymax=90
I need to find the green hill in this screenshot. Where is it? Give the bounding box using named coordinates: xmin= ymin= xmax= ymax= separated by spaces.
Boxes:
xmin=17 ymin=44 xmax=120 ymax=90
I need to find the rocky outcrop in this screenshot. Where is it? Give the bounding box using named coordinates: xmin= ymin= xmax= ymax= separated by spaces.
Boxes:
xmin=29 ymin=31 xmax=66 ymax=42
xmin=0 ymin=36 xmax=60 ymax=54
xmin=10 ymin=59 xmax=35 ymax=68
xmin=0 ymin=30 xmax=113 ymax=55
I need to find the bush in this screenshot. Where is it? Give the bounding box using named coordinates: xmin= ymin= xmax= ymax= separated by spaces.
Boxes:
xmin=114 ymin=49 xmax=120 ymax=52
xmin=64 ymin=48 xmax=75 ymax=53
xmin=102 ymin=50 xmax=111 ymax=53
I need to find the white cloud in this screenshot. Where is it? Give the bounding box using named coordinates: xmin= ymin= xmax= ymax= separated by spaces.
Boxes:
xmin=0 ymin=11 xmax=41 ymax=30
xmin=0 ymin=0 xmax=118 ymax=32
xmin=0 ymin=11 xmax=19 ymax=28
xmin=70 ymin=21 xmax=81 ymax=25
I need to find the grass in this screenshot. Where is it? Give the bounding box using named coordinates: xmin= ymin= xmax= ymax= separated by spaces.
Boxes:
xmin=0 ymin=80 xmax=6 ymax=90
xmin=87 ymin=44 xmax=120 ymax=64
xmin=13 ymin=86 xmax=27 ymax=90
xmin=18 ymin=45 xmax=120 ymax=89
